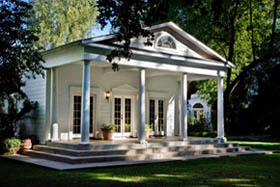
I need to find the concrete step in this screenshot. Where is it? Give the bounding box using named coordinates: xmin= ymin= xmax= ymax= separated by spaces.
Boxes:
xmin=33 ymin=143 xmax=240 ymax=157
xmin=22 ymin=145 xmax=250 ymax=164
xmin=45 ymin=139 xmax=227 ymax=151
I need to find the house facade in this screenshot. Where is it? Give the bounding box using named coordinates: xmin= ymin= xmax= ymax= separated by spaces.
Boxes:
xmin=22 ymin=22 xmax=233 ymax=144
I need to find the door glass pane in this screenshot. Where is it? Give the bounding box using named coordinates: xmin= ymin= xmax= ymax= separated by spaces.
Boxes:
xmin=114 ymin=98 xmax=121 ymax=132
xmin=90 ymin=97 xmax=93 ymax=133
xmin=73 ymin=96 xmax=81 ymax=134
xmin=158 ymin=99 xmax=164 ymax=132
xmin=73 ymin=96 xmax=94 ymax=134
xmin=149 ymin=99 xmax=155 ymax=131
xmin=124 ymin=98 xmax=131 ymax=132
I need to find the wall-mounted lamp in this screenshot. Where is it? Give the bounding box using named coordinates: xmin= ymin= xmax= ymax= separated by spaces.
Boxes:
xmin=105 ymin=91 xmax=111 ymax=101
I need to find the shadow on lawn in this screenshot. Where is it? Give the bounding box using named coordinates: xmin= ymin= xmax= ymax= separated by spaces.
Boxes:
xmin=1 ymin=154 xmax=280 ymax=186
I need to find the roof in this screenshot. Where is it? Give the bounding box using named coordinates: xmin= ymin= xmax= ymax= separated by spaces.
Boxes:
xmin=42 ymin=21 xmax=235 ymax=68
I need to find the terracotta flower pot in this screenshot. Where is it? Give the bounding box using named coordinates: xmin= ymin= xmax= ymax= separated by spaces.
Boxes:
xmin=21 ymin=138 xmax=32 ymax=150
xmin=5 ymin=147 xmax=20 ymax=155
xmin=102 ymin=131 xmax=114 ymax=140
xmin=145 ymin=131 xmax=150 ymax=140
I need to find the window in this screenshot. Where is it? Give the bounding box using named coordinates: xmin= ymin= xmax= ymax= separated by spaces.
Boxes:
xmin=73 ymin=96 xmax=94 ymax=134
xmin=193 ymin=103 xmax=204 ymax=120
xmin=157 ymin=35 xmax=176 ymax=49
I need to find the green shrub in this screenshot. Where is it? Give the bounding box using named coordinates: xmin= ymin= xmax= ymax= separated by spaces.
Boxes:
xmin=4 ymin=137 xmax=21 ymax=150
xmin=188 ymin=116 xmax=211 ymax=133
xmin=100 ymin=124 xmax=115 ymax=131
xmin=0 ymin=137 xmax=21 ymax=155
xmin=189 ymin=131 xmax=217 ymax=138
xmin=145 ymin=124 xmax=152 ymax=131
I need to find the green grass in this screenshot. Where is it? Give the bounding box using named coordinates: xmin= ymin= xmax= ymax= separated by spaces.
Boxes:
xmin=228 ymin=136 xmax=280 ymax=152
xmin=1 ymin=138 xmax=280 ymax=186
xmin=0 ymin=154 xmax=280 ymax=186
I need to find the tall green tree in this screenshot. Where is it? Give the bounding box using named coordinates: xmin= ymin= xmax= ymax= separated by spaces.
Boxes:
xmin=0 ymin=0 xmax=44 ymax=98
xmin=33 ymin=0 xmax=99 ymax=49
xmin=0 ymin=0 xmax=44 ymax=137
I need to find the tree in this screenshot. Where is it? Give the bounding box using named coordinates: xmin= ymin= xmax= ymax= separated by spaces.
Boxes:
xmin=0 ymin=0 xmax=44 ymax=98
xmin=0 ymin=0 xmax=44 ymax=138
xmin=33 ymin=0 xmax=99 ymax=49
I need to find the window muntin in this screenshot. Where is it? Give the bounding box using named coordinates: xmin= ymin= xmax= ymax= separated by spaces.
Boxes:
xmin=73 ymin=96 xmax=94 ymax=134
xmin=157 ymin=35 xmax=176 ymax=49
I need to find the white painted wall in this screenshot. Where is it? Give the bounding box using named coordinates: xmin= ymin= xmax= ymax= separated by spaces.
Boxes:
xmin=50 ymin=64 xmax=179 ymax=140
xmin=21 ymin=72 xmax=47 ymax=143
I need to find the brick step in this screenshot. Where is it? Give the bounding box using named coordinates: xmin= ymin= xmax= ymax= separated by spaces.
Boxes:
xmin=22 ymin=146 xmax=250 ymax=164
xmin=33 ymin=143 xmax=240 ymax=157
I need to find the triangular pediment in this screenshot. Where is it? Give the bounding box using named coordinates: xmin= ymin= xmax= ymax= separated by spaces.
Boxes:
xmin=82 ymin=22 xmax=234 ymax=68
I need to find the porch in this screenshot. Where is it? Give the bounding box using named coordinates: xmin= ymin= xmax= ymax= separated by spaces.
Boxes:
xmin=41 ymin=22 xmax=230 ymax=145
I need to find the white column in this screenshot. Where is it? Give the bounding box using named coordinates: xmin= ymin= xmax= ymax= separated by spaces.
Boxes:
xmin=50 ymin=68 xmax=58 ymax=141
xmin=180 ymin=73 xmax=188 ymax=141
xmin=138 ymin=68 xmax=146 ymax=144
xmin=81 ymin=60 xmax=91 ymax=144
xmin=217 ymin=76 xmax=226 ymax=142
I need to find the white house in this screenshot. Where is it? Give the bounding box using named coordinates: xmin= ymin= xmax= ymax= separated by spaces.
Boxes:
xmin=22 ymin=22 xmax=234 ymax=144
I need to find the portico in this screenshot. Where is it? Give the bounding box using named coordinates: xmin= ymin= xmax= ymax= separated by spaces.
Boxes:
xmin=23 ymin=22 xmax=234 ymax=144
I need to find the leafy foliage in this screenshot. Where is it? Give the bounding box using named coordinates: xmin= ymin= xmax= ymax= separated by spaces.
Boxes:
xmin=33 ymin=0 xmax=99 ymax=49
xmin=0 ymin=95 xmax=38 ymax=138
xmin=96 ymin=0 xmax=160 ymax=70
xmin=100 ymin=124 xmax=115 ymax=132
xmin=0 ymin=0 xmax=44 ymax=98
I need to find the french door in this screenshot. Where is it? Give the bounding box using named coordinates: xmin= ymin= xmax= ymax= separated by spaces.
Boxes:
xmin=113 ymin=96 xmax=133 ymax=137
xmin=149 ymin=98 xmax=165 ymax=136
xmin=73 ymin=95 xmax=95 ymax=136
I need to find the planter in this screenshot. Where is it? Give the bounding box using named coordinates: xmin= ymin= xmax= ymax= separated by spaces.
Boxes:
xmin=102 ymin=130 xmax=114 ymax=140
xmin=145 ymin=131 xmax=150 ymax=140
xmin=5 ymin=147 xmax=20 ymax=155
xmin=21 ymin=138 xmax=32 ymax=150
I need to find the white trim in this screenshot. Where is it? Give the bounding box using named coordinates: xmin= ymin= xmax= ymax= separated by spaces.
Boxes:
xmin=112 ymin=95 xmax=135 ymax=138
xmin=71 ymin=94 xmax=96 ymax=139
xmin=86 ymin=43 xmax=230 ymax=68
xmin=155 ymin=32 xmax=177 ymax=52
xmin=85 ymin=52 xmax=227 ymax=77
xmin=68 ymin=86 xmax=101 ymax=139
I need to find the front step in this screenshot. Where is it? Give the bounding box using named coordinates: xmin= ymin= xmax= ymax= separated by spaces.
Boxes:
xmin=21 ymin=142 xmax=251 ymax=164
xmin=32 ymin=143 xmax=240 ymax=157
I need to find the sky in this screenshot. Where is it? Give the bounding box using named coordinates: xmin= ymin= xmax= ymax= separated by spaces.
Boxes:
xmin=91 ymin=22 xmax=111 ymax=37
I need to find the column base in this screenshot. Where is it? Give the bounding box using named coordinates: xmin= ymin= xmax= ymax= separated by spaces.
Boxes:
xmin=138 ymin=140 xmax=148 ymax=144
xmin=180 ymin=137 xmax=188 ymax=141
xmin=215 ymin=137 xmax=227 ymax=143
xmin=79 ymin=142 xmax=91 ymax=145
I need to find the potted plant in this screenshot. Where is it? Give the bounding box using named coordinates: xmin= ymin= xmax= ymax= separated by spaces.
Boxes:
xmin=145 ymin=124 xmax=152 ymax=140
xmin=21 ymin=138 xmax=32 ymax=150
xmin=100 ymin=124 xmax=115 ymax=140
xmin=2 ymin=138 xmax=21 ymax=155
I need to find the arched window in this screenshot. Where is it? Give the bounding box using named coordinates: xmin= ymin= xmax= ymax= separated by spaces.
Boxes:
xmin=157 ymin=35 xmax=176 ymax=49
xmin=193 ymin=103 xmax=204 ymax=120
xmin=193 ymin=103 xmax=204 ymax=108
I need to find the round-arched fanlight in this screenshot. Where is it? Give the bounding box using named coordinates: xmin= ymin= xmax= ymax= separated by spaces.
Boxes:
xmin=157 ymin=35 xmax=176 ymax=49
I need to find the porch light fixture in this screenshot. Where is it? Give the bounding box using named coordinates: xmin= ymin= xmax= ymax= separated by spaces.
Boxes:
xmin=105 ymin=91 xmax=111 ymax=101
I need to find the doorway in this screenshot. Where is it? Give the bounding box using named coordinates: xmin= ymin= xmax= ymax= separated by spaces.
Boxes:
xmin=113 ymin=96 xmax=133 ymax=137
xmin=148 ymin=98 xmax=166 ymax=136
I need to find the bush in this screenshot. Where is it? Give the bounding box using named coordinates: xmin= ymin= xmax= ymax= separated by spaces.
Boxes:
xmin=100 ymin=124 xmax=115 ymax=132
xmin=0 ymin=137 xmax=21 ymax=155
xmin=188 ymin=116 xmax=211 ymax=133
xmin=189 ymin=131 xmax=217 ymax=138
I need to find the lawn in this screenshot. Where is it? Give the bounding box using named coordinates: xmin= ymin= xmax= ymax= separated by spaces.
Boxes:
xmin=0 ymin=139 xmax=280 ymax=187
